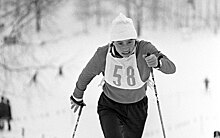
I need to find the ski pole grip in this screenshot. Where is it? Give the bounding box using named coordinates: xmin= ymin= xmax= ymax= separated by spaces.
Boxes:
xmin=142 ymin=53 xmax=153 ymax=72
xmin=146 ymin=53 xmax=153 ymax=73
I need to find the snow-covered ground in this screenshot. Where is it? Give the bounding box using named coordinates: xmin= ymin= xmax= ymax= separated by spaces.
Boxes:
xmin=1 ymin=1 xmax=220 ymax=138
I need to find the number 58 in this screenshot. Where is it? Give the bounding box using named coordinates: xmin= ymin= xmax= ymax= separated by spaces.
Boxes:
xmin=113 ymin=65 xmax=136 ymax=86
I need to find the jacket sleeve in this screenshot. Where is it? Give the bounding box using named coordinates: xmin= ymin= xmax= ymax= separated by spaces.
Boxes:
xmin=140 ymin=40 xmax=176 ymax=74
xmin=73 ymin=48 xmax=104 ymax=99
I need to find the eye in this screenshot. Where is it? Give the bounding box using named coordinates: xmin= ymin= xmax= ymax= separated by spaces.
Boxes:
xmin=118 ymin=42 xmax=123 ymax=45
xmin=127 ymin=40 xmax=134 ymax=45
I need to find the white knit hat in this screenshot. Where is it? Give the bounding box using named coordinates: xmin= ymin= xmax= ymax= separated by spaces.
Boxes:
xmin=110 ymin=13 xmax=137 ymax=41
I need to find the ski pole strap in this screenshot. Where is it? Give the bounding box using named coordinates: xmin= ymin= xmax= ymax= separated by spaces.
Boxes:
xmin=70 ymin=95 xmax=86 ymax=107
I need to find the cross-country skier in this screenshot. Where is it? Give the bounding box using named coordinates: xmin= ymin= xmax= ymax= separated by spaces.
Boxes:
xmin=70 ymin=13 xmax=176 ymax=138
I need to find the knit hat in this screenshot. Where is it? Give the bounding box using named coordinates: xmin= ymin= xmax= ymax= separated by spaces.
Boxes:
xmin=110 ymin=13 xmax=137 ymax=41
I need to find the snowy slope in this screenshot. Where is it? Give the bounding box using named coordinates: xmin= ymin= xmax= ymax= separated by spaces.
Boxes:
xmin=1 ymin=1 xmax=220 ymax=138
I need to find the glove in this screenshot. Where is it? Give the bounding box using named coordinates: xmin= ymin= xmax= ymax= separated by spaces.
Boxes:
xmin=70 ymin=95 xmax=86 ymax=113
xmin=143 ymin=54 xmax=158 ymax=68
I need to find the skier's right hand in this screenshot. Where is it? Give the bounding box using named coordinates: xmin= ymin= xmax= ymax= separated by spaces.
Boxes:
xmin=70 ymin=95 xmax=86 ymax=113
xmin=143 ymin=54 xmax=158 ymax=68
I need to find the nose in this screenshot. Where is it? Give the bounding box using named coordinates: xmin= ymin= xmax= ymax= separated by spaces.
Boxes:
xmin=121 ymin=46 xmax=130 ymax=51
xmin=121 ymin=43 xmax=131 ymax=48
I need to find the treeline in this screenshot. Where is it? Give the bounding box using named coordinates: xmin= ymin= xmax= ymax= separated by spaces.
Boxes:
xmin=0 ymin=0 xmax=219 ymax=41
xmin=74 ymin=0 xmax=220 ymax=35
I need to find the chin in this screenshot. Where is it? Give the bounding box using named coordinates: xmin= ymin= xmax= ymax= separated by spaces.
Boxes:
xmin=122 ymin=54 xmax=131 ymax=58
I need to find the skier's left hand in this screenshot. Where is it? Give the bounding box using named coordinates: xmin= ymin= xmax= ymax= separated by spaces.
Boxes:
xmin=143 ymin=54 xmax=158 ymax=68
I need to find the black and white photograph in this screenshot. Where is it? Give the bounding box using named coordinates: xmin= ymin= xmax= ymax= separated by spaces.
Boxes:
xmin=0 ymin=0 xmax=220 ymax=138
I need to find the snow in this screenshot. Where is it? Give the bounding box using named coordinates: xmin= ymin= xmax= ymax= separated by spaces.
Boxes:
xmin=1 ymin=1 xmax=220 ymax=138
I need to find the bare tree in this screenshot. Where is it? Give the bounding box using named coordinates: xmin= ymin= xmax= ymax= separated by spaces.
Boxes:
xmin=94 ymin=0 xmax=101 ymax=26
xmin=0 ymin=0 xmax=64 ymax=43
xmin=134 ymin=0 xmax=144 ymax=37
xmin=35 ymin=0 xmax=41 ymax=32
xmin=74 ymin=0 xmax=93 ymax=33
xmin=15 ymin=0 xmax=21 ymax=17
xmin=125 ymin=0 xmax=131 ymax=18
xmin=214 ymin=0 xmax=219 ymax=34
xmin=206 ymin=0 xmax=211 ymax=27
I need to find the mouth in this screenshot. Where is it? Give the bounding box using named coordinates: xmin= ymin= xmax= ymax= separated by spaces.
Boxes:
xmin=121 ymin=51 xmax=130 ymax=55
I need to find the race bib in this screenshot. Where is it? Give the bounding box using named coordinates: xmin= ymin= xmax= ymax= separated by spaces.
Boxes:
xmin=104 ymin=47 xmax=145 ymax=89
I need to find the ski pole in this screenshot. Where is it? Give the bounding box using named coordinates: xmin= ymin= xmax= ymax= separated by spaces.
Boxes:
xmin=150 ymin=68 xmax=166 ymax=138
xmin=70 ymin=95 xmax=86 ymax=138
xmin=72 ymin=104 xmax=85 ymax=138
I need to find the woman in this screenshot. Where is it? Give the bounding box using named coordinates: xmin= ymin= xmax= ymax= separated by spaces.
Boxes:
xmin=70 ymin=13 xmax=176 ymax=138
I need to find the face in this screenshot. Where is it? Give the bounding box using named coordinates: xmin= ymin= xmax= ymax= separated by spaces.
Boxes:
xmin=113 ymin=39 xmax=136 ymax=57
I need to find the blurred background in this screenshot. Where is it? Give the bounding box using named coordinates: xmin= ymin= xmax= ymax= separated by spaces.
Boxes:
xmin=0 ymin=0 xmax=220 ymax=138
